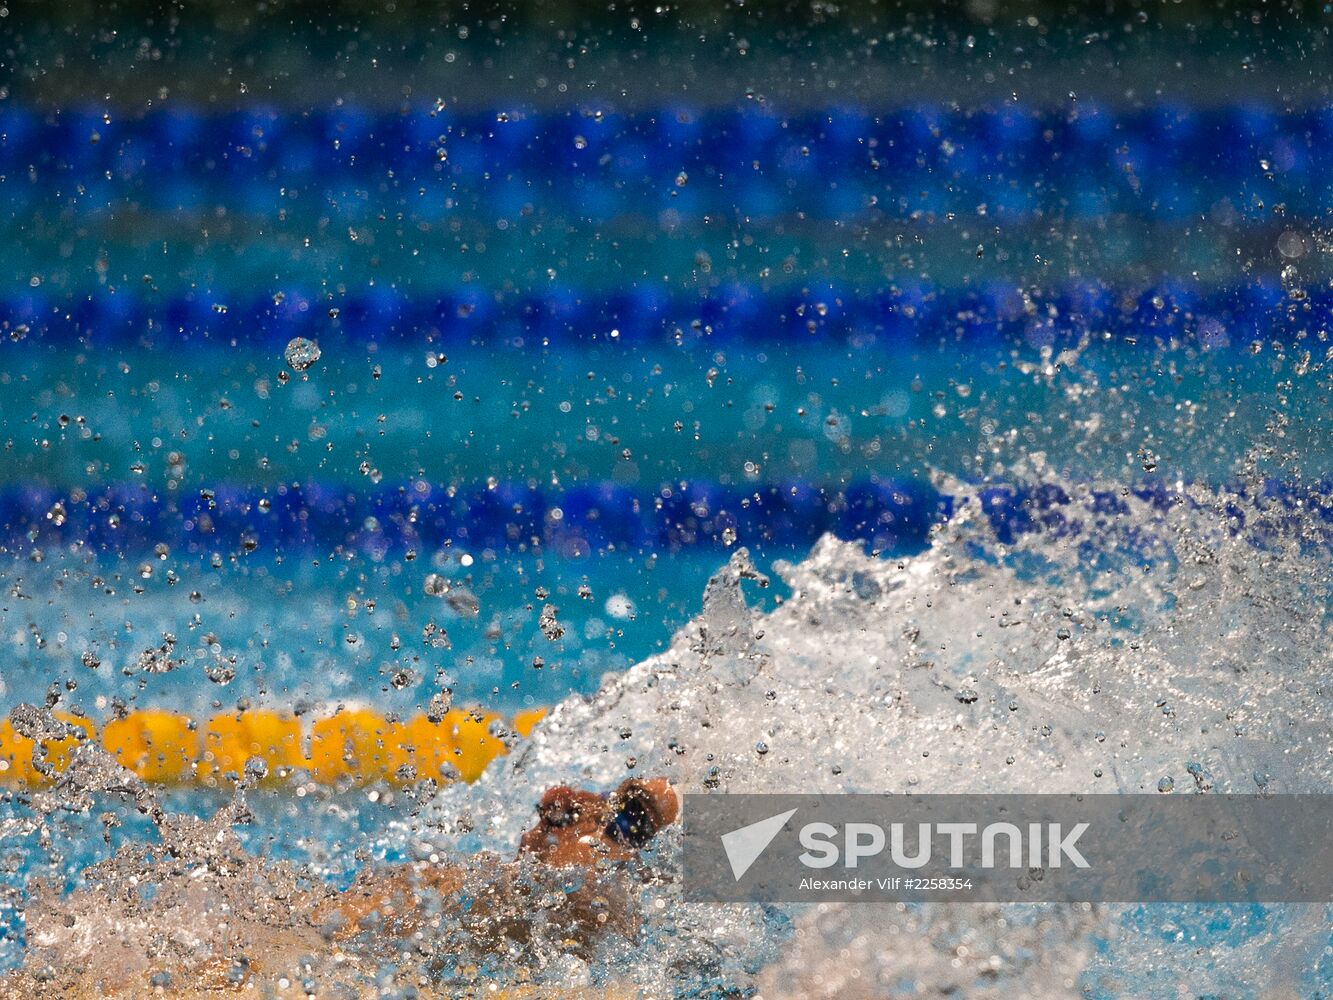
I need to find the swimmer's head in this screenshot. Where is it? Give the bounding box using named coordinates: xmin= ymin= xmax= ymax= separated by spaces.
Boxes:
xmin=519 ymin=777 xmax=680 ymax=867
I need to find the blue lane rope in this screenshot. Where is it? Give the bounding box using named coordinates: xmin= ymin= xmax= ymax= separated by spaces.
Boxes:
xmin=0 ymin=281 xmax=1314 ymax=347
xmin=3 ymin=480 xmax=1329 ymax=557
xmin=1 ymin=103 xmax=1329 ymax=221
xmin=0 ymin=479 xmax=944 ymax=556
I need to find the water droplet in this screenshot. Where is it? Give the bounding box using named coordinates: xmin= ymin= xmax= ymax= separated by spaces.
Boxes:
xmin=605 ymin=594 xmax=636 ymax=620
xmin=283 ymin=336 xmax=321 ymax=372
xmin=243 ymin=756 xmax=269 ymax=783
xmin=446 ymin=588 xmax=480 ymax=617
xmin=1277 ymin=229 xmax=1307 ymax=259
xmin=539 ymin=604 xmax=565 ymax=641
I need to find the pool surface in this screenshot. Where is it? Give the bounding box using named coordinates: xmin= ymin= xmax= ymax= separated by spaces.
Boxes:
xmin=0 ymin=1 xmax=1331 ymax=996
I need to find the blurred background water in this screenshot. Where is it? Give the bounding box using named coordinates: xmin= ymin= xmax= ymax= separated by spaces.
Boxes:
xmin=2 ymin=0 xmax=1331 ymax=709
xmin=0 ymin=0 xmax=1331 ymax=992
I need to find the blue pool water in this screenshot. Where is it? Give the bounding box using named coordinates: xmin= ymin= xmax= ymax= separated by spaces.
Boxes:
xmin=1 ymin=4 xmax=1332 ymax=995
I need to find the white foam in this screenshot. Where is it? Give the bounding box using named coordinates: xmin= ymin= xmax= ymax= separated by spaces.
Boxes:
xmin=452 ymin=478 xmax=1333 ymax=996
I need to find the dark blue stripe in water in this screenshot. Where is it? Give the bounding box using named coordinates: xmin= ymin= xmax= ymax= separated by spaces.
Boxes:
xmin=0 ymin=281 xmax=1309 ymax=347
xmin=3 ymin=480 xmax=942 ymax=557
xmin=6 ymin=480 xmax=1331 ymax=559
xmin=2 ymin=103 xmax=1330 ymax=221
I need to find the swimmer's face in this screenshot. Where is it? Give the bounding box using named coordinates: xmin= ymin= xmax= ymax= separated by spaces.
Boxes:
xmin=519 ymin=777 xmax=681 ymax=868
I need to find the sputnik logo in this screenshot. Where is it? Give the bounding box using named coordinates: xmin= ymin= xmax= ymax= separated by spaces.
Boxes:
xmin=720 ymin=808 xmax=798 ymax=881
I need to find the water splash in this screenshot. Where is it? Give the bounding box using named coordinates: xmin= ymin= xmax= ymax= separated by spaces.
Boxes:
xmin=2 ymin=466 xmax=1331 ymax=997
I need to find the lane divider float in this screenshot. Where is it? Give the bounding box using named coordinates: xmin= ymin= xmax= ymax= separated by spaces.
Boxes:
xmin=0 ymin=706 xmax=547 ymax=788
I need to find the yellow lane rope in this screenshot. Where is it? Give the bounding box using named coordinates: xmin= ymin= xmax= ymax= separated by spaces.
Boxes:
xmin=0 ymin=706 xmax=547 ymax=788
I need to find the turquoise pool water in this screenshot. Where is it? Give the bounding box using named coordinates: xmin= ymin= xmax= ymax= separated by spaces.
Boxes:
xmin=1 ymin=2 xmax=1331 ymax=995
